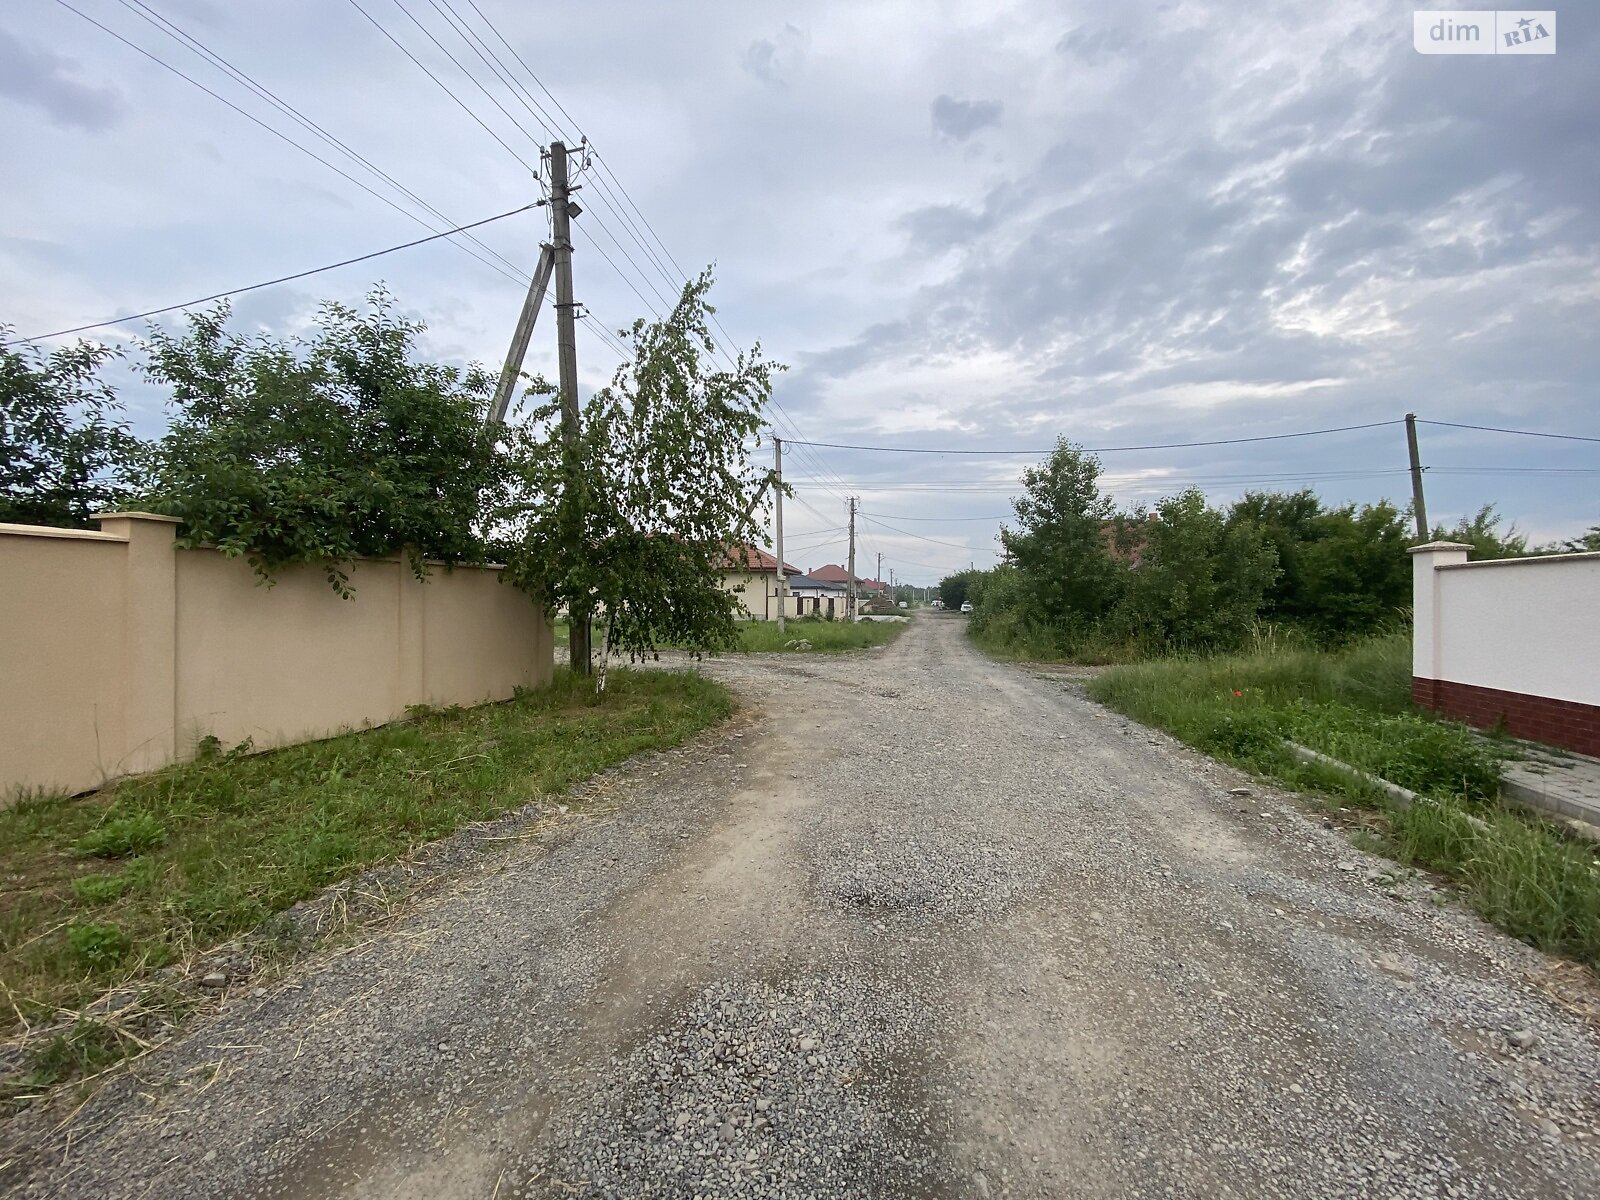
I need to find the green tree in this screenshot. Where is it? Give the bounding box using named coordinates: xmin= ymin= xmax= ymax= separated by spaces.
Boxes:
xmin=1297 ymin=501 xmax=1411 ymax=638
xmin=1229 ymin=491 xmax=1412 ymax=640
xmin=1227 ymin=489 xmax=1323 ymax=624
xmin=500 ymin=269 xmax=782 ymax=686
xmin=1 ymin=334 xmax=144 ymax=527
xmin=938 ymin=569 xmax=982 ymax=610
xmin=1118 ymin=489 xmax=1278 ymax=651
xmin=141 ymin=291 xmax=510 ymax=594
xmin=1429 ymin=504 xmax=1532 ymax=560
xmin=1000 ymin=440 xmax=1123 ymax=633
xmin=1566 ymin=525 xmax=1600 ymax=552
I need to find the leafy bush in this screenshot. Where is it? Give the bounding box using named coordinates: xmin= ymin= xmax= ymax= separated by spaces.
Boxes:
xmin=67 ymin=922 xmax=131 ymax=968
xmin=140 ymin=291 xmax=517 ymax=595
xmin=1 ymin=334 xmax=145 ymax=528
xmin=73 ymin=813 xmax=167 ymax=858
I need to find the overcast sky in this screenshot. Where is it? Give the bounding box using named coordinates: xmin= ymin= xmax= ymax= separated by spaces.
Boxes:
xmin=4 ymin=0 xmax=1596 ymax=583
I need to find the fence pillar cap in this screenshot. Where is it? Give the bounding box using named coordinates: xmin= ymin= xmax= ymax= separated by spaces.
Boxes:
xmin=1407 ymin=540 xmax=1474 ymax=555
xmin=91 ymin=511 xmax=183 ymax=525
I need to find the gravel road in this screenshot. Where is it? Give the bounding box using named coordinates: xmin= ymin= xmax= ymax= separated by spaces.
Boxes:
xmin=4 ymin=613 xmax=1599 ymax=1199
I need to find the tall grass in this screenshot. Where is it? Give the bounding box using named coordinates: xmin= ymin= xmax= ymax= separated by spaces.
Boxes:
xmin=732 ymin=618 xmax=907 ymax=653
xmin=1 ymin=666 xmax=734 ymax=1098
xmin=1087 ymin=632 xmax=1600 ymax=968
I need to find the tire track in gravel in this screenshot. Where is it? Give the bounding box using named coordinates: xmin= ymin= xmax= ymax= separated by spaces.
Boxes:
xmin=3 ymin=613 xmax=1598 ymax=1199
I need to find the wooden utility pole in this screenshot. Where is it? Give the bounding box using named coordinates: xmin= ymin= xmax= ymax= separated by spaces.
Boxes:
xmin=774 ymin=437 xmax=787 ymax=633
xmin=488 ymin=244 xmax=555 ymax=424
xmin=1405 ymin=413 xmax=1429 ymax=542
xmin=846 ymin=497 xmax=858 ymax=622
xmin=550 ymin=141 xmax=590 ymax=674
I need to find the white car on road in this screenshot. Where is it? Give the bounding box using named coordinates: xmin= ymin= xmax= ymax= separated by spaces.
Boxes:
xmin=960 ymin=601 xmax=973 ymax=613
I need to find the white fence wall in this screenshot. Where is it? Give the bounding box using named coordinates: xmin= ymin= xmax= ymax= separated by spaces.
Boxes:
xmin=1410 ymin=542 xmax=1600 ymax=755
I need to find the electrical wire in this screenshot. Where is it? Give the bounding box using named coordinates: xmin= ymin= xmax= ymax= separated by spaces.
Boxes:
xmin=1418 ymin=420 xmax=1600 ymax=444
xmin=785 ymin=421 xmax=1404 ymax=456
xmin=863 ymin=512 xmax=1013 ymax=522
xmin=54 ymin=0 xmax=532 ymax=291
xmin=343 ymin=0 xmax=536 ymax=170
xmin=114 ymin=0 xmax=529 ymax=287
xmin=18 ymin=204 xmax=538 ymax=342
xmin=862 ymin=515 xmax=1003 ymax=555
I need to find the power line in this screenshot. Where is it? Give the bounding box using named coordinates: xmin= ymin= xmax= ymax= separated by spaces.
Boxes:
xmin=785 ymin=421 xmax=1404 ymax=456
xmin=54 ymin=0 xmax=532 ymax=291
xmin=382 ymin=0 xmax=697 ymax=348
xmin=343 ymin=0 xmax=537 ymax=172
xmin=864 ymin=512 xmax=1013 ymax=522
xmin=115 ymin=0 xmax=533 ymax=288
xmin=461 ymin=0 xmax=587 ymax=139
xmin=359 ymin=0 xmax=846 ymax=480
xmin=1419 ymin=420 xmax=1600 ymax=444
xmin=862 ymin=515 xmax=1003 ymax=554
xmin=19 ymin=204 xmax=537 ymax=343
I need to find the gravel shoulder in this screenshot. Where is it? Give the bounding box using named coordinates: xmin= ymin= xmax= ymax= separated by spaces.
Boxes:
xmin=3 ymin=613 xmax=1598 ymax=1199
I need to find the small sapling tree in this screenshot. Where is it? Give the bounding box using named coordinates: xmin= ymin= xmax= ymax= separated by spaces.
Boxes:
xmin=500 ymin=269 xmax=783 ymax=688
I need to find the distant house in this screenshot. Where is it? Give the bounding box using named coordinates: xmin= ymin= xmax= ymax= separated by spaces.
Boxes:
xmin=808 ymin=563 xmax=887 ymax=597
xmin=719 ymin=544 xmax=802 ymax=621
xmin=790 ymin=573 xmax=850 ymax=619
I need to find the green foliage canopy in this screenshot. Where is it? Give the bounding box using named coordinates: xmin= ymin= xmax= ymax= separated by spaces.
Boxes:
xmin=141 ymin=291 xmax=512 ymax=593
xmin=1 ymin=334 xmax=144 ymax=528
xmin=1000 ymin=440 xmax=1123 ymax=630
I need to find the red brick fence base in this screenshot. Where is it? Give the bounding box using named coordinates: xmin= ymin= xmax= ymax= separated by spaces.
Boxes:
xmin=1413 ymin=677 xmax=1600 ymax=758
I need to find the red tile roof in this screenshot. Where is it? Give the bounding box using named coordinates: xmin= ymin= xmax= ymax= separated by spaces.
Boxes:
xmin=808 ymin=563 xmax=886 ymax=590
xmin=721 ymin=543 xmax=801 ymax=575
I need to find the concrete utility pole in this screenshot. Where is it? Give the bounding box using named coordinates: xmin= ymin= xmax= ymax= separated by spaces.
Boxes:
xmin=876 ymin=552 xmax=884 ymax=592
xmin=550 ymin=141 xmax=590 ymax=674
xmin=1405 ymin=413 xmax=1429 ymax=542
xmin=846 ymin=497 xmax=858 ymax=622
xmin=774 ymin=437 xmax=787 ymax=633
xmin=488 ymin=244 xmax=555 ymax=425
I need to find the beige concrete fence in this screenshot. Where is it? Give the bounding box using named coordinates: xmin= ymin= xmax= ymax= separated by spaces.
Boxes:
xmin=1 ymin=513 xmax=553 ymax=804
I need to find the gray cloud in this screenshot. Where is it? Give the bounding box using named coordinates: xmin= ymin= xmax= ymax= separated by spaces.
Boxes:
xmin=930 ymin=95 xmax=1003 ymax=141
xmin=0 ymin=29 xmax=122 ymax=131
xmin=1056 ymin=25 xmax=1134 ymax=64
xmin=742 ymin=23 xmax=807 ymax=86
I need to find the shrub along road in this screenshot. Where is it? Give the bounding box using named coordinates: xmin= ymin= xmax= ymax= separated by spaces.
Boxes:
xmin=4 ymin=615 xmax=1599 ymax=1198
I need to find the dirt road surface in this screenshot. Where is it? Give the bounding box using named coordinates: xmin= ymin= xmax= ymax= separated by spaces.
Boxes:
xmin=5 ymin=614 xmax=1599 ymax=1199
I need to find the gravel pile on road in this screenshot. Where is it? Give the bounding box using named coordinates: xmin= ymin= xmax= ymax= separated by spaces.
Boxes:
xmin=523 ymin=977 xmax=940 ymax=1199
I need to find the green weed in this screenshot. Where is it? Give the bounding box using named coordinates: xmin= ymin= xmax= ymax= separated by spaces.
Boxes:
xmin=1087 ymin=633 xmax=1600 ymax=969
xmin=66 ymin=922 xmax=132 ymax=969
xmin=72 ymin=813 xmax=167 ymax=858
xmin=1 ymin=666 xmax=734 ymax=1095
